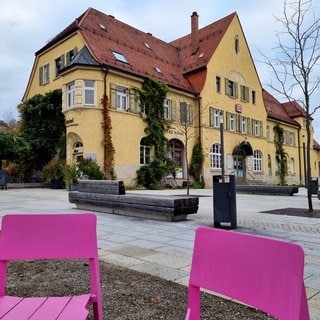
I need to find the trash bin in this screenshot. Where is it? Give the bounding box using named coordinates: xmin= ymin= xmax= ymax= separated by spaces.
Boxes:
xmin=310 ymin=178 xmax=318 ymax=195
xmin=213 ymin=175 xmax=237 ymax=229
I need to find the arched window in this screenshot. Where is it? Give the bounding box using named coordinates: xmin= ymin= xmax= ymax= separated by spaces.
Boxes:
xmin=290 ymin=157 xmax=295 ymax=175
xmin=253 ymin=150 xmax=262 ymax=172
xmin=210 ymin=144 xmax=221 ymax=169
xmin=140 ymin=137 xmax=151 ymax=165
xmin=234 ymin=35 xmax=240 ymax=55
xmin=169 ymin=139 xmax=184 ymax=165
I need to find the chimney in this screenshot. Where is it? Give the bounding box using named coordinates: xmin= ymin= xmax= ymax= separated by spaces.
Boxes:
xmin=191 ymin=11 xmax=199 ymax=54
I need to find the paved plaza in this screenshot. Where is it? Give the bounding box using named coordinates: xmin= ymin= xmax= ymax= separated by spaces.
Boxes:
xmin=0 ymin=187 xmax=319 ymax=318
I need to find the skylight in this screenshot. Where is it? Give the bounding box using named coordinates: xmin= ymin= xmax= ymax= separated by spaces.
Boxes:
xmin=144 ymin=42 xmax=151 ymax=49
xmin=199 ymin=53 xmax=204 ymax=58
xmin=171 ymin=73 xmax=179 ymax=81
xmin=99 ymin=23 xmax=106 ymax=30
xmin=112 ymin=51 xmax=129 ymax=64
xmin=155 ymin=67 xmax=162 ymax=74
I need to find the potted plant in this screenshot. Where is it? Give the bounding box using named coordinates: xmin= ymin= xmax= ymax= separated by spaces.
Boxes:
xmin=64 ymin=163 xmax=79 ymax=191
xmin=42 ymin=157 xmax=66 ymax=189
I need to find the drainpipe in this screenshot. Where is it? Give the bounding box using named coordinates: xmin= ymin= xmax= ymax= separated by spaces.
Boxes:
xmin=102 ymin=65 xmax=110 ymax=177
xmin=102 ymin=65 xmax=109 ymax=96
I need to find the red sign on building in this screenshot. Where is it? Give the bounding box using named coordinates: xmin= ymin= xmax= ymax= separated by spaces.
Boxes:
xmin=235 ymin=104 xmax=242 ymax=113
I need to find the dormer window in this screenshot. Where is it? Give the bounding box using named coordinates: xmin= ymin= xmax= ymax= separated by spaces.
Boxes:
xmin=112 ymin=51 xmax=128 ymax=64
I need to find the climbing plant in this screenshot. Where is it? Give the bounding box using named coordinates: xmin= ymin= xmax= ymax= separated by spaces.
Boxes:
xmin=101 ymin=94 xmax=116 ymax=180
xmin=273 ymin=123 xmax=288 ymax=185
xmin=136 ymin=77 xmax=174 ymax=189
xmin=189 ymin=139 xmax=205 ymax=185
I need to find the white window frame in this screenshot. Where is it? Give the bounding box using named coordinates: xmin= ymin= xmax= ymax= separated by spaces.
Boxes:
xmin=140 ymin=138 xmax=151 ymax=165
xmin=240 ymin=116 xmax=247 ymax=133
xmin=253 ymin=149 xmax=262 ymax=172
xmin=253 ymin=120 xmax=261 ymax=136
xmin=228 ymin=113 xmax=235 ymax=131
xmin=164 ymin=99 xmax=170 ymax=119
xmin=210 ymin=144 xmax=221 ymax=169
xmin=67 ymin=82 xmax=75 ymax=108
xmin=84 ymin=80 xmax=95 ymax=106
xmin=116 ymin=86 xmax=128 ymax=110
xmin=210 ymin=108 xmax=220 ymax=128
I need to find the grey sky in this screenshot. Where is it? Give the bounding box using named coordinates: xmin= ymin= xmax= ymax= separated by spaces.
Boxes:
xmin=1 ymin=0 xmax=319 ymax=138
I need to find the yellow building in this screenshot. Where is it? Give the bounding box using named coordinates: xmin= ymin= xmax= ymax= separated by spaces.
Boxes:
xmin=23 ymin=8 xmax=320 ymax=187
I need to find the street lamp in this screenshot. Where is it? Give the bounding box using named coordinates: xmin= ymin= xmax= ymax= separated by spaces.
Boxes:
xmin=220 ymin=112 xmax=225 ymax=182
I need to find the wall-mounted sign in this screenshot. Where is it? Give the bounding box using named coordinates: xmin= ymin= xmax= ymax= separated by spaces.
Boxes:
xmin=235 ymin=104 xmax=242 ymax=113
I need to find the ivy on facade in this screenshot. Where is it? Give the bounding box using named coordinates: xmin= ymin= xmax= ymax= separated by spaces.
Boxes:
xmin=136 ymin=77 xmax=174 ymax=189
xmin=273 ymin=123 xmax=288 ymax=185
xmin=101 ymin=94 xmax=116 ymax=180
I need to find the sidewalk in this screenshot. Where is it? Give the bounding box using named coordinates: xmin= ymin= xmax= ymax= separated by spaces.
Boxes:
xmin=0 ymin=187 xmax=319 ymax=318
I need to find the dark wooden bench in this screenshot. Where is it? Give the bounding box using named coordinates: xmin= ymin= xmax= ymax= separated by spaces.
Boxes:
xmin=69 ymin=180 xmax=198 ymax=222
xmin=236 ymin=185 xmax=299 ymax=196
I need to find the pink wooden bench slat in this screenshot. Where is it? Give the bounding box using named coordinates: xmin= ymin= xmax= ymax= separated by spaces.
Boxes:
xmin=0 ymin=297 xmax=47 ymax=320
xmin=0 ymin=214 xmax=103 ymax=320
xmin=29 ymin=294 xmax=91 ymax=320
xmin=0 ymin=296 xmax=23 ymax=317
xmin=51 ymin=294 xmax=91 ymax=320
xmin=185 ymin=227 xmax=310 ymax=320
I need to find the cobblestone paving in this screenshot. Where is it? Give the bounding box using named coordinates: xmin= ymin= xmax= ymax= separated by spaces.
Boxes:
xmin=239 ymin=218 xmax=320 ymax=233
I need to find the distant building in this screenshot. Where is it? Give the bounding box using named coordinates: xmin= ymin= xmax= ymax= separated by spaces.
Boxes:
xmin=23 ymin=8 xmax=320 ymax=187
xmin=0 ymin=121 xmax=8 ymax=131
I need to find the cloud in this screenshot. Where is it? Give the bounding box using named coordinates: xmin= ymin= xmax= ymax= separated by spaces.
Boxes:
xmin=1 ymin=0 xmax=319 ymax=139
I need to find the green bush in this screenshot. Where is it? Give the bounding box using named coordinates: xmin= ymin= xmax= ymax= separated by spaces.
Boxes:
xmin=78 ymin=158 xmax=104 ymax=180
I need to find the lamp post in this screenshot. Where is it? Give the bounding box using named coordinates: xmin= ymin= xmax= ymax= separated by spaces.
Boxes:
xmin=220 ymin=112 xmax=225 ymax=182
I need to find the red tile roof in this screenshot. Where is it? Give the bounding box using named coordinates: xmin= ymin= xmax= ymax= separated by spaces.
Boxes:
xmin=263 ymin=89 xmax=299 ymax=127
xmin=170 ymin=13 xmax=236 ymax=74
xmin=282 ymin=101 xmax=307 ymax=118
xmin=38 ymin=8 xmax=235 ymax=94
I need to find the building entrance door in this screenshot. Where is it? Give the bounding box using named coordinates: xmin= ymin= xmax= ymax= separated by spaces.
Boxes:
xmin=233 ymin=156 xmax=244 ymax=182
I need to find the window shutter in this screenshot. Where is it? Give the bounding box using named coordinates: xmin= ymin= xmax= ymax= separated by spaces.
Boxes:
xmin=129 ymin=89 xmax=136 ymax=112
xmin=245 ymin=86 xmax=249 ymax=102
xmin=39 ymin=66 xmax=43 ymax=85
xmin=45 ymin=63 xmax=50 ymax=83
xmin=226 ymin=112 xmax=230 ymax=130
xmin=236 ymin=115 xmax=240 ymax=132
xmin=188 ymin=104 xmax=193 ymax=124
xmin=110 ymin=83 xmax=117 ymax=109
xmin=225 ymin=78 xmax=228 ymax=95
xmin=247 ymin=118 xmax=251 ymax=134
xmin=260 ymin=121 xmax=263 ymax=137
xmin=180 ymin=102 xmax=187 ymax=124
xmin=171 ymin=100 xmax=176 ymax=120
xmin=234 ymin=82 xmax=238 ymax=98
xmin=209 ymin=107 xmax=213 ymax=126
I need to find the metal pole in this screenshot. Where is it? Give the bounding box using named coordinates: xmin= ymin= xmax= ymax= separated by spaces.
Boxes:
xmin=303 ymin=141 xmax=307 ymax=186
xmin=220 ymin=114 xmax=225 ymax=182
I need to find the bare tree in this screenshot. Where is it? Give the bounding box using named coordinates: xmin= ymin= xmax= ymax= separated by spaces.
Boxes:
xmin=261 ymin=0 xmax=320 ymax=212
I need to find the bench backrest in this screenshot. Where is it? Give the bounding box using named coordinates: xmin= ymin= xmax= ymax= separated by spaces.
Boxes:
xmin=0 ymin=213 xmax=103 ymax=319
xmin=185 ymin=227 xmax=309 ymax=320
